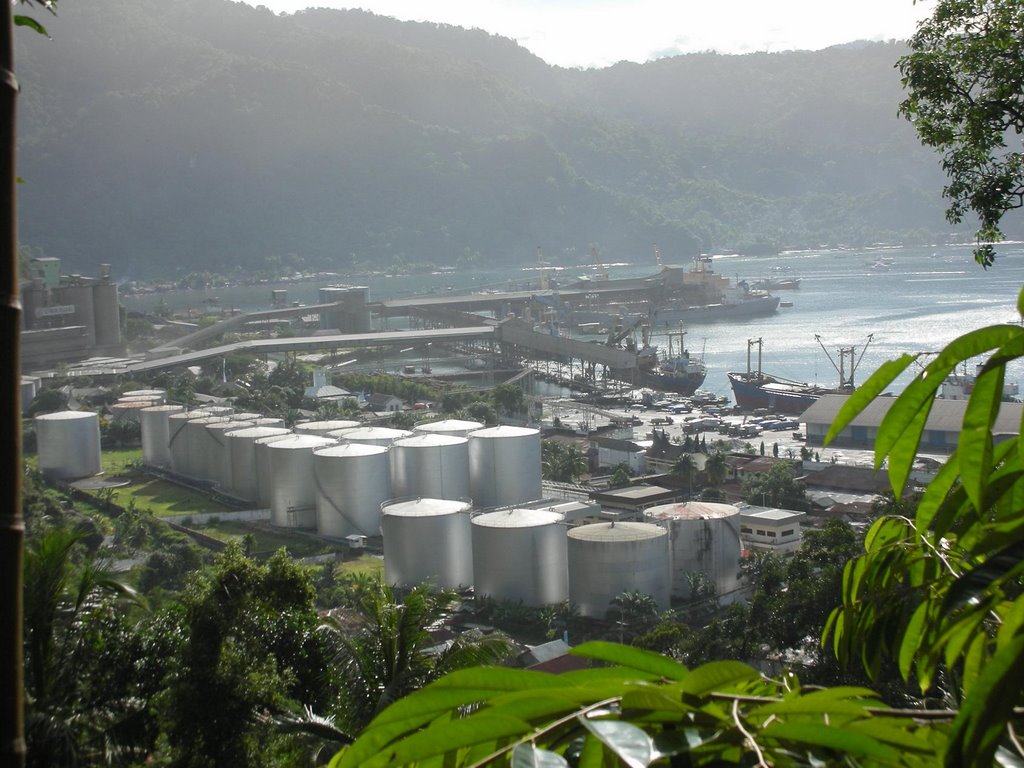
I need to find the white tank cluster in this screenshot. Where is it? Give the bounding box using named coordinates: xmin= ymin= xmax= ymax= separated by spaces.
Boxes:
xmin=382 ymin=497 xmax=473 ymax=589
xmin=390 ymin=434 xmax=470 ymax=500
xmin=567 ymin=522 xmax=671 ymax=618
xmin=313 ymin=443 xmax=391 ymax=538
xmin=35 ymin=411 xmax=102 ymax=480
xmin=264 ymin=434 xmax=338 ymax=528
xmin=645 ymin=502 xmax=743 ymax=602
xmin=468 ymin=426 xmax=542 ymax=508
xmin=471 ymin=508 xmax=567 ymax=606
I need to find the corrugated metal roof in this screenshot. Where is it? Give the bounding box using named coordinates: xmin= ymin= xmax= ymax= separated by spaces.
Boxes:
xmin=803 ymin=394 xmax=1023 ymax=433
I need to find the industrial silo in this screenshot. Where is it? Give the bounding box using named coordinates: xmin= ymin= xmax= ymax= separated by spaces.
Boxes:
xmin=567 ymin=522 xmax=671 ymax=618
xmin=313 ymin=443 xmax=390 ymax=538
xmin=381 ymin=498 xmax=473 ymax=589
xmin=226 ymin=426 xmax=291 ymax=503
xmin=645 ymin=502 xmax=744 ymax=603
xmin=471 ymin=508 xmax=567 ymax=606
xmin=91 ymin=267 xmax=121 ymax=349
xmin=295 ymin=419 xmax=360 ymax=436
xmin=468 ymin=426 xmax=542 ymax=509
xmin=205 ymin=419 xmax=256 ymax=489
xmin=265 ymin=434 xmax=337 ymax=528
xmin=329 ymin=426 xmax=412 ymax=446
xmin=390 ymin=434 xmax=470 ymax=501
xmin=413 ymin=419 xmax=484 ymax=438
xmin=141 ymin=404 xmax=184 ymax=467
xmin=35 ymin=411 xmax=102 ymax=480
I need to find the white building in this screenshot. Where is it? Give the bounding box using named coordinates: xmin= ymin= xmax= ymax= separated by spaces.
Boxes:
xmin=739 ymin=507 xmax=805 ymax=556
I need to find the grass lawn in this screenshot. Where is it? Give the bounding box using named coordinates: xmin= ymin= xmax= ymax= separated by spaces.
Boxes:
xmin=337 ymin=552 xmax=385 ymax=578
xmin=197 ymin=520 xmax=340 ymax=558
xmin=109 ymin=476 xmax=237 ymax=518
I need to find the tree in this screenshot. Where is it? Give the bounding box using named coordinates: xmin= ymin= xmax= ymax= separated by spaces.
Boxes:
xmin=898 ymin=0 xmax=1024 ymax=266
xmin=742 ymin=460 xmax=810 ymax=510
xmin=608 ymin=463 xmax=631 ymax=488
xmin=703 ymin=449 xmax=729 ymax=486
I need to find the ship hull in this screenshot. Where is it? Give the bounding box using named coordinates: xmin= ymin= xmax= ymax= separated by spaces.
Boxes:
xmin=652 ymin=295 xmax=780 ymax=327
xmin=610 ymin=366 xmax=706 ymax=395
xmin=727 ymin=372 xmax=828 ymax=415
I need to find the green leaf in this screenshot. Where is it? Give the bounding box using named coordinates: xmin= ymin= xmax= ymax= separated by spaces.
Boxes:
xmin=569 ymin=642 xmax=689 ymax=680
xmin=511 ymin=743 xmax=569 ymax=768
xmin=825 ymin=354 xmax=918 ymax=446
xmin=678 ymin=661 xmax=758 ymax=697
xmin=899 ymin=601 xmax=929 ymax=686
xmin=579 ymin=718 xmax=655 ymax=768
xmin=368 ymin=715 xmax=530 ymax=768
xmin=14 ymin=15 xmax=49 ymax=36
xmin=915 ymin=450 xmax=965 ymax=532
xmin=958 ymin=361 xmax=1001 ymax=510
xmin=760 ymin=721 xmax=901 ymax=761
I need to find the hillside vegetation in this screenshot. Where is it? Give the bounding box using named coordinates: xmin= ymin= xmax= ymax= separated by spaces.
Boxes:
xmin=15 ymin=0 xmax=967 ymax=277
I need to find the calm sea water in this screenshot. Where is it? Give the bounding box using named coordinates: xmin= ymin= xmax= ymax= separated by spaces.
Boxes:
xmin=121 ymin=243 xmax=1024 ymax=400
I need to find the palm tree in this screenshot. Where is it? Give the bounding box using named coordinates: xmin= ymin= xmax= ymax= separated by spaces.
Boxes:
xmin=609 ymin=590 xmax=659 ymax=642
xmin=703 ymin=450 xmax=729 ymax=487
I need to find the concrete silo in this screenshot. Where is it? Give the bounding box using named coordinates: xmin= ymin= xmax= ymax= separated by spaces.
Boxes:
xmin=313 ymin=443 xmax=391 ymax=538
xmin=382 ymin=498 xmax=473 ymax=589
xmin=390 ymin=434 xmax=470 ymax=501
xmin=35 ymin=411 xmax=102 ymax=480
xmin=468 ymin=426 xmax=541 ymax=509
xmin=645 ymin=502 xmax=744 ymax=603
xmin=265 ymin=434 xmax=337 ymax=528
xmin=567 ymin=522 xmax=670 ymax=618
xmin=471 ymin=508 xmax=567 ymax=606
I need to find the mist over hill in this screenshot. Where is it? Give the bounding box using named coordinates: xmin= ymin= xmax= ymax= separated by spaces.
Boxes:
xmin=14 ymin=0 xmax=969 ymax=278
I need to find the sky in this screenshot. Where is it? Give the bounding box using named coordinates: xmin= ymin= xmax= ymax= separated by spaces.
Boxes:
xmin=240 ymin=0 xmax=934 ymax=69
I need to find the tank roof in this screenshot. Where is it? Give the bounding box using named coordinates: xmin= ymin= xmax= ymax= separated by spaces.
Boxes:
xmin=206 ymin=420 xmax=255 ymax=432
xmin=122 ymin=389 xmax=166 ymax=397
xmin=394 ymin=433 xmax=468 ymax=448
xmin=330 ymin=426 xmax=413 ymax=440
xmin=231 ymin=412 xmax=264 ymax=421
xmin=35 ymin=410 xmax=97 ymax=422
xmin=314 ymin=443 xmax=388 ymax=458
xmin=645 ymin=501 xmax=739 ymax=521
xmin=383 ymin=498 xmax=470 ymax=517
xmin=141 ymin=404 xmax=184 ymax=413
xmin=568 ymin=522 xmax=667 ymax=542
xmin=469 ymin=425 xmax=540 ymax=439
xmin=296 ymin=419 xmax=361 ymax=431
xmin=473 ymin=508 xmax=563 ymax=528
xmin=226 ymin=426 xmax=291 ymax=439
xmin=265 ymin=434 xmax=336 ymax=451
xmin=414 ymin=419 xmax=483 ymax=433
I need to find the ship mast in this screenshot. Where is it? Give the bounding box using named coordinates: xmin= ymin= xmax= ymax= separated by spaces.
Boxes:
xmin=746 ymin=337 xmax=763 ymax=381
xmin=815 ymin=333 xmax=873 ymax=388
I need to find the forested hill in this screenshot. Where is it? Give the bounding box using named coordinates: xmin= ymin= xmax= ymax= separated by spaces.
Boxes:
xmin=14 ymin=0 xmax=961 ymax=278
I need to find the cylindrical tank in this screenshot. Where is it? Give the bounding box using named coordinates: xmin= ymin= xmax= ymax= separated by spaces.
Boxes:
xmin=295 ymin=419 xmax=361 ymax=436
xmin=644 ymin=502 xmax=743 ymax=602
xmin=21 ymin=377 xmax=39 ymax=414
xmin=413 ymin=419 xmax=484 ymax=438
xmin=202 ymin=405 xmax=235 ymax=417
xmin=226 ymin=427 xmax=291 ymax=503
xmin=141 ymin=404 xmax=184 ymax=467
xmin=468 ymin=426 xmax=542 ymax=508
xmin=91 ymin=280 xmax=121 ymax=348
xmin=230 ymin=412 xmax=264 ymax=421
xmin=250 ymin=416 xmax=286 ymax=428
xmin=265 ymin=435 xmax=337 ymax=527
xmin=35 ymin=411 xmax=101 ymax=480
xmin=390 ymin=434 xmax=470 ymax=500
xmin=329 ymin=426 xmax=413 ymax=446
xmin=313 ymin=444 xmax=391 ymax=538
xmin=471 ymin=508 xmax=567 ymax=606
xmin=381 ymin=497 xmax=473 ymax=589
xmin=184 ymin=416 xmax=232 ymax=482
xmin=567 ymin=522 xmax=671 ymax=618
xmin=205 ymin=419 xmax=256 ymax=489
xmin=122 ymin=389 xmax=167 ymax=402
xmin=109 ymin=400 xmax=154 ymax=423
xmin=167 ymin=411 xmax=196 ymax=475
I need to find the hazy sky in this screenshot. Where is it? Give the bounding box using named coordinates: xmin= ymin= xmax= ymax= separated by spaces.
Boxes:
xmin=241 ymin=0 xmax=933 ymax=68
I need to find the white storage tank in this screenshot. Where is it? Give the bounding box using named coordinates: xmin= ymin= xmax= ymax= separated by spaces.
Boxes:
xmin=185 ymin=416 xmax=232 ymax=482
xmin=329 ymin=426 xmax=413 ymax=446
xmin=390 ymin=434 xmax=470 ymax=501
xmin=226 ymin=427 xmax=292 ymax=503
xmin=109 ymin=400 xmax=156 ymax=423
xmin=202 ymin=405 xmax=234 ymax=417
xmin=471 ymin=508 xmax=568 ymax=606
xmin=382 ymin=497 xmax=473 ymax=589
xmin=413 ymin=419 xmax=484 ymax=438
xmin=468 ymin=426 xmax=542 ymax=508
xmin=265 ymin=434 xmax=337 ymax=528
xmin=313 ymin=443 xmax=391 ymax=538
xmin=645 ymin=502 xmax=744 ymax=603
xmin=567 ymin=522 xmax=671 ymax=618
xmin=167 ymin=411 xmax=198 ymax=476
xmin=250 ymin=416 xmax=286 ymax=428
xmin=140 ymin=404 xmax=184 ymax=467
xmin=21 ymin=376 xmax=40 ymax=413
xmin=206 ymin=420 xmax=256 ymax=489
xmin=36 ymin=411 xmax=102 ymax=481
xmin=122 ymin=389 xmax=167 ymax=403
xmin=295 ymin=419 xmax=360 ymax=436
xmin=231 ymin=412 xmax=264 ymax=421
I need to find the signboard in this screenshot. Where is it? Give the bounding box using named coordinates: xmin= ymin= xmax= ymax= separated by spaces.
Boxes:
xmin=35 ymin=304 xmax=76 ymax=318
